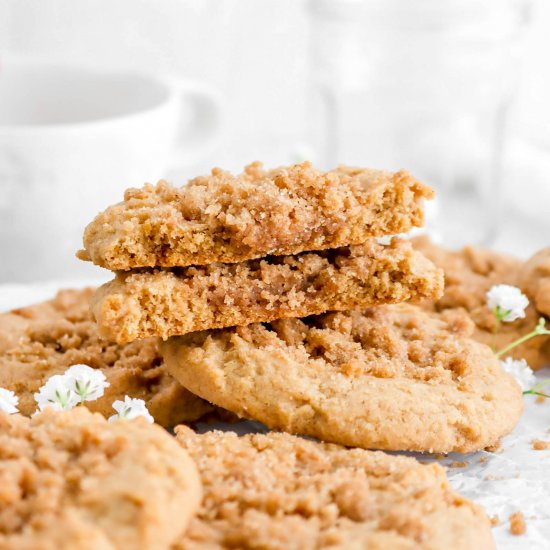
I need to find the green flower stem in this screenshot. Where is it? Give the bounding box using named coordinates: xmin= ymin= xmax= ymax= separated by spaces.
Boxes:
xmin=496 ymin=318 xmax=550 ymax=358
xmin=523 ymin=390 xmax=550 ymax=398
xmin=522 ymin=377 xmax=550 ymax=397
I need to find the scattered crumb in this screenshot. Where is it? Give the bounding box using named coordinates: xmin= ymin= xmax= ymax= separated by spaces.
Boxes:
xmin=484 ymin=440 xmax=502 ymax=453
xmin=484 ymin=475 xmax=505 ymax=481
xmin=449 ymin=461 xmax=467 ymax=468
xmin=546 ymin=428 xmax=550 ymax=434
xmin=490 ymin=515 xmax=500 ymax=527
xmin=532 ymin=439 xmax=550 ymax=450
xmin=509 ymin=512 xmax=526 ymax=536
xmin=479 ymin=456 xmax=488 ymax=464
xmin=433 ymin=453 xmax=447 ymax=460
xmin=536 ymin=395 xmax=546 ymax=404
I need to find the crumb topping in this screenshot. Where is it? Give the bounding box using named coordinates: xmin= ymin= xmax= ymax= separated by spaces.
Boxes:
xmin=162 ymin=304 xmax=523 ymax=453
xmin=0 ymin=289 xmax=211 ymax=425
xmin=173 ymin=429 xmax=492 ymax=549
xmin=413 ymin=236 xmax=550 ymax=370
xmin=80 ymin=162 xmax=433 ymax=270
xmin=0 ymin=408 xmax=201 ymax=549
xmin=509 ymin=512 xmax=526 ymax=535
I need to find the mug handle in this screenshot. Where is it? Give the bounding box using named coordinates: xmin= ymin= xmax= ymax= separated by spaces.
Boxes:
xmin=165 ymin=77 xmax=225 ymax=169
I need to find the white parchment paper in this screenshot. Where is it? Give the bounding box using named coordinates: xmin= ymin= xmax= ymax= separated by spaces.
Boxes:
xmin=2 ymin=282 xmax=548 ymax=549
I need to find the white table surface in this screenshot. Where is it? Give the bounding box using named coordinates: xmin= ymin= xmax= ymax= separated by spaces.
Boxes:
xmin=2 ymin=282 xmax=549 ymax=549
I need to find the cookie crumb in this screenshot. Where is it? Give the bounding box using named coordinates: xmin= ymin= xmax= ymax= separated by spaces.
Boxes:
xmin=490 ymin=515 xmax=499 ymax=527
xmin=536 ymin=395 xmax=546 ymax=404
xmin=509 ymin=512 xmax=526 ymax=535
xmin=449 ymin=461 xmax=467 ymax=468
xmin=479 ymin=456 xmax=488 ymax=464
xmin=532 ymin=439 xmax=550 ymax=450
xmin=484 ymin=440 xmax=502 ymax=453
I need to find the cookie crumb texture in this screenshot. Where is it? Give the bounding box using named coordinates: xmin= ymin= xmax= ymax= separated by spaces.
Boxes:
xmin=93 ymin=239 xmax=443 ymax=344
xmin=80 ymin=162 xmax=433 ymax=270
xmin=509 ymin=512 xmax=527 ymax=536
xmin=414 ymin=236 xmax=550 ymax=370
xmin=174 ymin=429 xmax=494 ymax=550
xmin=0 ymin=408 xmax=201 ymax=550
xmin=0 ymin=289 xmax=212 ymax=426
xmin=162 ymin=304 xmax=523 ymax=453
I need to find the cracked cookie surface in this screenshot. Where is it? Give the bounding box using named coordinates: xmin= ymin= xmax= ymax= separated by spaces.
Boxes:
xmin=162 ymin=304 xmax=522 ymax=453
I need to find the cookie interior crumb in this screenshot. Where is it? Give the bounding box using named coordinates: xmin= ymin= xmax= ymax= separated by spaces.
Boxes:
xmin=92 ymin=238 xmax=444 ymax=344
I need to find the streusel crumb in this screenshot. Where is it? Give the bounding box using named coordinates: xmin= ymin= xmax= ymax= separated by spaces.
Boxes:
xmin=0 ymin=408 xmax=201 ymax=550
xmin=173 ymin=429 xmax=494 ymax=550
xmin=0 ymin=288 xmax=212 ymax=426
xmin=93 ymin=238 xmax=443 ymax=343
xmin=79 ymin=162 xmax=433 ymax=270
xmin=414 ymin=236 xmax=550 ymax=370
xmin=509 ymin=512 xmax=526 ymax=535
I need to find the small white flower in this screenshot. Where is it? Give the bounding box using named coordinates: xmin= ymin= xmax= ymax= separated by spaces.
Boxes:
xmin=487 ymin=284 xmax=529 ymax=322
xmin=64 ymin=364 xmax=109 ymax=402
xmin=0 ymin=388 xmax=19 ymax=414
xmin=500 ymin=357 xmax=536 ymax=391
xmin=108 ymin=396 xmax=154 ymax=423
xmin=34 ymin=374 xmax=79 ymax=412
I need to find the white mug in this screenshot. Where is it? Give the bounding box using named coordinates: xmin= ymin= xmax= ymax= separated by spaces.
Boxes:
xmin=0 ymin=56 xmax=224 ymax=282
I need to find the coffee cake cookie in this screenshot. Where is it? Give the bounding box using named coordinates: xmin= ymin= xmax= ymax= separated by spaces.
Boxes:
xmin=414 ymin=236 xmax=550 ymax=369
xmin=78 ymin=161 xmax=433 ymax=270
xmin=0 ymin=289 xmax=212 ymax=426
xmin=162 ymin=304 xmax=522 ymax=453
xmin=0 ymin=408 xmax=201 ymax=550
xmin=518 ymin=246 xmax=550 ymax=318
xmin=173 ymin=428 xmax=494 ymax=549
xmin=93 ymin=239 xmax=443 ymax=344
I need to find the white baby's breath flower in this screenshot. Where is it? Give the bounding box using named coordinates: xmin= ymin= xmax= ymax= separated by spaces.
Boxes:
xmin=487 ymin=284 xmax=529 ymax=322
xmin=0 ymin=388 xmax=19 ymax=414
xmin=500 ymin=357 xmax=536 ymax=391
xmin=108 ymin=396 xmax=154 ymax=423
xmin=64 ymin=364 xmax=109 ymax=403
xmin=34 ymin=374 xmax=79 ymax=412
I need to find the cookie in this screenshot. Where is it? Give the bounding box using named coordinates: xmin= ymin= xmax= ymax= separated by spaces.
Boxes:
xmin=0 ymin=408 xmax=201 ymax=550
xmin=0 ymin=288 xmax=212 ymax=426
xmin=162 ymin=304 xmax=523 ymax=453
xmin=92 ymin=238 xmax=443 ymax=344
xmin=78 ymin=161 xmax=433 ymax=270
xmin=414 ymin=236 xmax=550 ymax=369
xmin=518 ymin=246 xmax=550 ymax=318
xmin=173 ymin=428 xmax=494 ymax=549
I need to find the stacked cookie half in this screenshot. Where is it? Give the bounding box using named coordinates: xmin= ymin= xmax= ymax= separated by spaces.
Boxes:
xmin=80 ymin=161 xmax=523 ymax=454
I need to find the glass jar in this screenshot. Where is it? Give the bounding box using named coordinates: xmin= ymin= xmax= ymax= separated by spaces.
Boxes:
xmin=307 ymin=0 xmax=531 ymax=246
